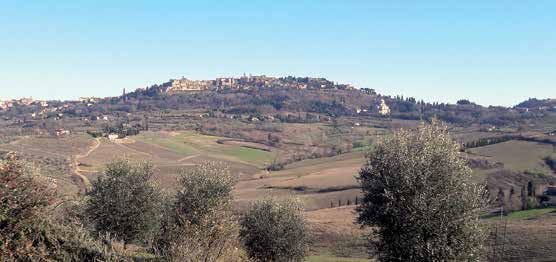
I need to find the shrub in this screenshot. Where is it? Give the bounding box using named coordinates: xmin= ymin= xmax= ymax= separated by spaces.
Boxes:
xmin=357 ymin=122 xmax=489 ymax=261
xmin=155 ymin=162 xmax=241 ymax=261
xmin=240 ymin=198 xmax=309 ymax=262
xmin=84 ymin=159 xmax=162 ymax=247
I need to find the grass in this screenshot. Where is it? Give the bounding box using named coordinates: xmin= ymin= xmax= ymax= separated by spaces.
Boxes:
xmin=505 ymin=208 xmax=556 ymax=220
xmin=305 ymin=255 xmax=371 ymax=262
xmin=352 ymin=145 xmax=373 ymax=153
xmin=220 ymin=146 xmax=274 ymax=166
xmin=484 ymin=207 xmax=556 ymax=221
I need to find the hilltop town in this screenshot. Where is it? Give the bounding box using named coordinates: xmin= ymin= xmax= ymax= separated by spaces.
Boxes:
xmin=167 ymin=75 xmax=356 ymax=92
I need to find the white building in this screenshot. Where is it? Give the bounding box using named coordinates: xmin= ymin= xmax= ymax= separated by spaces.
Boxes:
xmin=378 ymin=99 xmax=391 ymax=116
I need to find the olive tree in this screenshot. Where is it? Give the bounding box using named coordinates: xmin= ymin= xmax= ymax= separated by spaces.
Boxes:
xmin=84 ymin=159 xmax=162 ymax=247
xmin=240 ymin=198 xmax=309 ymax=262
xmin=357 ymin=122 xmax=489 ymax=261
xmin=1 ymin=153 xmax=124 ymax=261
xmin=155 ymin=162 xmax=241 ymax=261
xmin=0 ymin=153 xmax=55 ymax=259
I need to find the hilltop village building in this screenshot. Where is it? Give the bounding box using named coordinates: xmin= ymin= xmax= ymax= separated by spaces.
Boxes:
xmin=170 ymin=78 xmax=213 ymax=91
xmin=0 ymin=98 xmax=34 ymax=110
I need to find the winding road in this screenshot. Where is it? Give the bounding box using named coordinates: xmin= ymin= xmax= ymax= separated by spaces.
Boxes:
xmin=72 ymin=137 xmax=100 ymax=194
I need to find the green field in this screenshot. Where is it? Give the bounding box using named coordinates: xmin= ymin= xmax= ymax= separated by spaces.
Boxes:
xmin=506 ymin=208 xmax=556 ymax=220
xmin=135 ymin=131 xmax=275 ymax=168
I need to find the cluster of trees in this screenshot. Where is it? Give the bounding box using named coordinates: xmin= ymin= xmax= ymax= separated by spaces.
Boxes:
xmin=1 ymin=156 xmax=309 ymax=261
xmin=102 ymin=122 xmax=140 ymax=138
xmin=463 ymin=135 xmax=516 ymax=149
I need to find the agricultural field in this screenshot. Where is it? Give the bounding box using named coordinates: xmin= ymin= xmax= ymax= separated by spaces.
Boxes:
xmin=74 ymin=131 xmax=277 ymax=191
xmin=233 ymin=152 xmax=366 ymax=211
xmin=307 ymin=206 xmax=556 ymax=262
xmin=2 ymin=123 xmax=555 ymax=261
xmin=484 ymin=208 xmax=556 ymax=261
xmin=135 ymin=131 xmax=277 ymax=168
xmin=468 ymin=140 xmax=555 ymax=175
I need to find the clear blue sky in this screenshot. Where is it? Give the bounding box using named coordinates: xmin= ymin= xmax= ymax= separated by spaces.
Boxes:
xmin=1 ymin=1 xmax=554 ymax=106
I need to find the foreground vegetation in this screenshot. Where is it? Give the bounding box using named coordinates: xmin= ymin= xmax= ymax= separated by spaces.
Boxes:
xmin=2 ymin=123 xmax=509 ymax=261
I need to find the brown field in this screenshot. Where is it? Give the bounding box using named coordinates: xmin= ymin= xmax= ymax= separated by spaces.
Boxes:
xmin=307 ymin=206 xmax=556 ymax=261
xmin=468 ymin=140 xmax=554 ymax=174
xmin=233 ymin=152 xmax=366 ymax=210
xmin=305 ymin=206 xmax=370 ymax=260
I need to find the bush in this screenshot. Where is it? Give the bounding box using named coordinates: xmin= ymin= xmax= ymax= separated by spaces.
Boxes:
xmin=357 ymin=122 xmax=489 ymax=261
xmin=84 ymin=159 xmax=162 ymax=247
xmin=155 ymin=162 xmax=241 ymax=261
xmin=240 ymin=198 xmax=309 ymax=262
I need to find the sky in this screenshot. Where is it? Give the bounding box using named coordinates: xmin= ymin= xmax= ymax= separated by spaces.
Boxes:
xmin=0 ymin=1 xmax=554 ymax=106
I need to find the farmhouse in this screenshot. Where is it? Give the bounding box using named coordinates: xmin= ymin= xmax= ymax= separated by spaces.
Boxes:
xmin=107 ymin=133 xmax=119 ymax=141
xmin=55 ymin=128 xmax=70 ymax=136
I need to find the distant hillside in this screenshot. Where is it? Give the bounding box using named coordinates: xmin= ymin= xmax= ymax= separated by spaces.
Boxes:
xmin=515 ymin=98 xmax=556 ymax=111
xmin=1 ymin=75 xmax=555 ymax=131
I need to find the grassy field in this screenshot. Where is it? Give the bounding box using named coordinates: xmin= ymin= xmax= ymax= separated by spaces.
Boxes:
xmin=468 ymin=140 xmax=554 ymax=174
xmin=305 ymin=255 xmax=371 ymax=262
xmin=73 ymin=131 xmax=277 ymax=191
xmin=505 ymin=208 xmax=556 ymax=220
xmin=135 ymin=131 xmax=276 ymax=168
